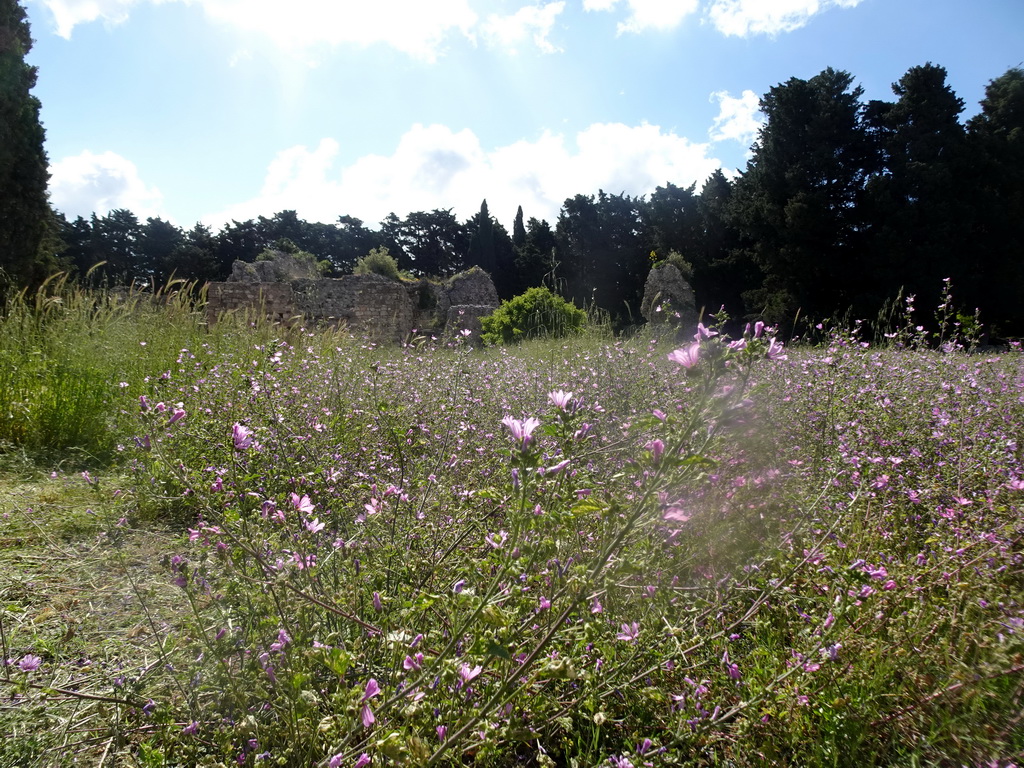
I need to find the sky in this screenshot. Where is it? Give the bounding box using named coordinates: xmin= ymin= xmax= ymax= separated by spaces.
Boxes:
xmin=22 ymin=0 xmax=1024 ymax=233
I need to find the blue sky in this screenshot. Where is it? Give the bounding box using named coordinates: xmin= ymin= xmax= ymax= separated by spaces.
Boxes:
xmin=24 ymin=0 xmax=1024 ymax=232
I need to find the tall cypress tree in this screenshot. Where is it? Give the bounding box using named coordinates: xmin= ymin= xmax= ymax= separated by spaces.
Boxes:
xmin=0 ymin=0 xmax=52 ymax=294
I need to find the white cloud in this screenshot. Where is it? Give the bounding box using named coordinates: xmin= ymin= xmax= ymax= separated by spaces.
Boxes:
xmin=49 ymin=150 xmax=165 ymax=220
xmin=706 ymin=0 xmax=864 ymax=37
xmin=482 ymin=2 xmax=565 ymax=54
xmin=36 ymin=0 xmax=479 ymax=59
xmin=583 ymin=0 xmax=700 ymax=34
xmin=708 ymin=89 xmax=764 ymax=145
xmin=202 ymin=122 xmax=722 ymax=230
xmin=38 ymin=0 xmax=141 ymax=38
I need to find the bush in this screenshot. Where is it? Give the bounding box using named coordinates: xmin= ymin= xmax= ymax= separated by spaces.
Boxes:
xmin=353 ymin=247 xmax=402 ymax=280
xmin=480 ymin=286 xmax=587 ymax=345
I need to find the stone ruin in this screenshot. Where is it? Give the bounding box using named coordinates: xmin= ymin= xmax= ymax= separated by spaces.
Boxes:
xmin=640 ymin=263 xmax=699 ymax=333
xmin=206 ymin=254 xmax=500 ymax=343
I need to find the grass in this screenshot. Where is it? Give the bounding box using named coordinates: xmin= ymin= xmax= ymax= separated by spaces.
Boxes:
xmin=0 ymin=282 xmax=1022 ymax=767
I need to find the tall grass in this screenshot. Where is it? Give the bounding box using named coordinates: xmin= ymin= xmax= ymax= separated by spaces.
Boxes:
xmin=0 ymin=275 xmax=210 ymax=462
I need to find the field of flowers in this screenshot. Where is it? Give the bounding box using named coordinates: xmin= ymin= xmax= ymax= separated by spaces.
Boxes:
xmin=1 ymin=286 xmax=1023 ymax=767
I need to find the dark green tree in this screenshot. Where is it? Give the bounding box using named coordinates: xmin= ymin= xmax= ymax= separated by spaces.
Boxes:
xmin=389 ymin=209 xmax=467 ymax=277
xmin=731 ymin=68 xmax=874 ymax=325
xmin=91 ymin=209 xmax=142 ymax=284
xmin=165 ymin=222 xmax=218 ymax=282
xmin=139 ymin=216 xmax=184 ymax=284
xmin=863 ymin=64 xmax=968 ymax=311
xmin=556 ymin=190 xmax=648 ymax=322
xmin=466 ymin=199 xmax=497 ymax=274
xmin=0 ymin=0 xmax=53 ymax=294
xmin=697 ymin=170 xmax=758 ymax=321
xmin=512 ymin=205 xmax=527 ymax=249
xmin=965 ymin=67 xmax=1024 ymax=333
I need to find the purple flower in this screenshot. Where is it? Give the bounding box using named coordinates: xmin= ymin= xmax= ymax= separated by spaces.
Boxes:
xmin=616 ymin=622 xmax=640 ymax=642
xmin=766 ymin=337 xmax=787 ymax=360
xmin=289 ymin=493 xmax=315 ymax=515
xmin=305 ymin=517 xmax=325 ymax=534
xmin=232 ymin=423 xmax=254 ymax=450
xmin=168 ymin=407 xmax=186 ymax=425
xmin=354 ymin=754 xmax=371 ymax=768
xmin=668 ymin=343 xmax=700 ymax=369
xmin=458 ymin=663 xmax=482 ymax=684
xmin=18 ymin=654 xmax=42 ymax=672
xmin=547 ymin=390 xmax=574 ymax=410
xmin=327 ymin=755 xmax=344 ymax=768
xmin=501 ymin=415 xmax=541 ymax=449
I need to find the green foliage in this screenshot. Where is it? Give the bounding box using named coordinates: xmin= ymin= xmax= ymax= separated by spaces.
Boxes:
xmin=651 ymin=249 xmax=695 ymax=281
xmin=352 ymin=246 xmax=402 ymax=280
xmin=0 ymin=0 xmax=53 ymax=296
xmin=480 ymin=286 xmax=587 ymax=345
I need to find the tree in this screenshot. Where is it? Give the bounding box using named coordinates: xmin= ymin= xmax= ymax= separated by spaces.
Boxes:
xmin=165 ymin=223 xmax=218 ymax=282
xmin=965 ymin=67 xmax=1024 ymax=333
xmin=388 ymin=209 xmax=467 ymax=277
xmin=512 ymin=205 xmax=527 ymax=249
xmin=91 ymin=209 xmax=142 ymax=284
xmin=0 ymin=0 xmax=53 ymax=294
xmin=731 ymin=68 xmax=874 ymax=324
xmin=139 ymin=217 xmax=184 ymax=284
xmin=556 ymin=190 xmax=648 ymax=322
xmin=863 ymin=64 xmax=968 ymax=310
xmin=466 ymin=199 xmax=497 ymax=274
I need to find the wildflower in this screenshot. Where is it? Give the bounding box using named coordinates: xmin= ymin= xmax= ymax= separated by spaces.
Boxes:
xmin=354 ymin=755 xmax=371 ymax=768
xmin=373 ymin=592 xmax=383 ymax=611
xmin=668 ymin=342 xmax=700 ymax=369
xmin=539 ymin=458 xmax=570 ymax=476
xmin=501 ymin=415 xmax=541 ymax=449
xmin=305 ymin=517 xmax=325 ymax=534
xmin=403 ymin=652 xmax=424 ymax=671
xmin=459 ymin=663 xmax=483 ymax=684
xmin=616 ymin=622 xmax=640 ymax=642
xmin=548 ymin=390 xmax=574 ymax=410
xmin=360 ymin=678 xmax=380 ymax=728
xmin=645 ymin=439 xmax=665 ymax=464
xmin=182 ymin=721 xmax=199 ymax=735
xmin=452 ymin=579 xmax=465 ymax=594
xmin=538 ymin=596 xmax=551 ymax=610
xmin=436 ymin=725 xmax=447 ymax=742
xmin=694 ymin=323 xmax=718 ymax=340
xmin=591 ymin=597 xmax=603 ymax=614
xmin=232 ymin=423 xmax=254 ymax=450
xmin=766 ymin=337 xmax=787 ymax=360
xmin=270 ymin=629 xmax=291 ymax=651
xmin=168 ymin=406 xmax=186 ymax=425
xmin=18 ymin=654 xmax=42 ymax=672
xmin=139 ymin=395 xmax=150 ymax=411
xmin=327 ymin=755 xmax=343 ymax=768
xmin=289 ymin=493 xmax=315 ymax=515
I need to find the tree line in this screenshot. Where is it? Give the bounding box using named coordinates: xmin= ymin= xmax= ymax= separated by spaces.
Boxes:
xmin=3 ymin=1 xmax=1023 ymax=334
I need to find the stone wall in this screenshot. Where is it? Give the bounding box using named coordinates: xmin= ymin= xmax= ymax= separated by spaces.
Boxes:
xmin=206 ymin=263 xmax=500 ymax=343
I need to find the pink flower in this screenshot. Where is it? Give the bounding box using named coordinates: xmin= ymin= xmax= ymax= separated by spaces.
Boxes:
xmin=501 ymin=415 xmax=541 ymax=449
xmin=232 ymin=423 xmax=253 ymax=450
xmin=362 ymin=678 xmax=380 ymax=701
xmin=547 ymin=390 xmax=574 ymax=410
xmin=459 ymin=663 xmax=483 ymax=684
xmin=18 ymin=654 xmax=42 ymax=672
xmin=616 ymin=622 xmax=640 ymax=642
xmin=354 ymin=754 xmax=371 ymax=768
xmin=168 ymin=407 xmax=186 ymax=425
xmin=289 ymin=493 xmax=315 ymax=515
xmin=305 ymin=517 xmax=325 ymax=534
xmin=403 ymin=652 xmax=424 ymax=671
xmin=694 ymin=323 xmax=718 ymax=340
xmin=668 ymin=342 xmax=700 ymax=369
xmin=766 ymin=337 xmax=787 ymax=360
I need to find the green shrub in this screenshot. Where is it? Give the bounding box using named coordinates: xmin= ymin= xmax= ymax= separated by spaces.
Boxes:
xmin=480 ymin=286 xmax=587 ymax=345
xmin=353 ymin=247 xmax=402 ymax=280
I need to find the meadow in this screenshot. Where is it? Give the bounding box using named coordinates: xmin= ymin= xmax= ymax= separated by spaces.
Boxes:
xmin=1 ymin=280 xmax=1022 ymax=767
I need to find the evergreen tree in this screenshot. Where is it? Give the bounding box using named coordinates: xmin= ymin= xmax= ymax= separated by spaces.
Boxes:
xmin=466 ymin=199 xmax=497 ymax=274
xmin=966 ymin=67 xmax=1024 ymax=334
xmin=863 ymin=64 xmax=968 ymax=310
xmin=512 ymin=205 xmax=527 ymax=249
xmin=0 ymin=0 xmax=53 ymax=294
xmin=139 ymin=216 xmax=184 ymax=284
xmin=731 ymin=68 xmax=874 ymax=325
